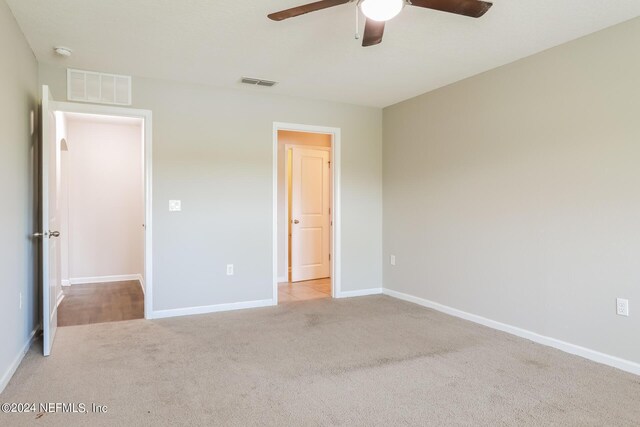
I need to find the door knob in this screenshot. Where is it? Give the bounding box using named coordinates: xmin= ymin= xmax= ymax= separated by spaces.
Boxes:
xmin=293 ymin=219 xmax=299 ymax=224
xmin=33 ymin=232 xmax=44 ymax=238
xmin=49 ymin=231 xmax=60 ymax=238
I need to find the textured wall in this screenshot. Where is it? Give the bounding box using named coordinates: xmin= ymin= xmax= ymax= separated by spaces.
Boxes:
xmin=66 ymin=118 xmax=144 ymax=281
xmin=383 ymin=17 xmax=640 ymax=363
xmin=40 ymin=64 xmax=383 ymax=311
xmin=0 ymin=0 xmax=39 ymax=391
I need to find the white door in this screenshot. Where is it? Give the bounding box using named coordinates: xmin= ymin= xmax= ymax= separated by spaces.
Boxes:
xmin=291 ymin=147 xmax=331 ymax=282
xmin=40 ymin=85 xmax=60 ymax=356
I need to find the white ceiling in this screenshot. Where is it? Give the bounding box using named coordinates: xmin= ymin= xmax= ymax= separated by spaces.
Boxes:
xmin=7 ymin=0 xmax=640 ymax=107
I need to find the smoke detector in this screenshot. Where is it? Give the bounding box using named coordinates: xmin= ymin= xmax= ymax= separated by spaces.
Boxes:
xmin=54 ymin=47 xmax=72 ymax=57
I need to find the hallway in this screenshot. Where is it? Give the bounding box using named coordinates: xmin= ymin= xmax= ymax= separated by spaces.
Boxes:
xmin=57 ymin=281 xmax=144 ymax=327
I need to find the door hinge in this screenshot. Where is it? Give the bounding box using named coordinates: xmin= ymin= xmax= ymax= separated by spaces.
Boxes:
xmin=329 ymin=253 xmax=331 ymax=261
xmin=328 ymin=161 xmax=331 ymax=168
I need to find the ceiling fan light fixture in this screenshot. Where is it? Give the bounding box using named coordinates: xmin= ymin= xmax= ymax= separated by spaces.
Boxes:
xmin=360 ymin=0 xmax=404 ymax=22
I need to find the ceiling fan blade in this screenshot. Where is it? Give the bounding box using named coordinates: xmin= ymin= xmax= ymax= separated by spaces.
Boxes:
xmin=268 ymin=0 xmax=350 ymax=21
xmin=409 ymin=0 xmax=493 ymax=18
xmin=362 ymin=19 xmax=385 ymax=47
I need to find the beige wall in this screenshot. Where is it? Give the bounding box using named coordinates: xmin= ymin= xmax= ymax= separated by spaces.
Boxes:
xmin=39 ymin=64 xmax=383 ymax=310
xmin=0 ymin=0 xmax=39 ymax=391
xmin=65 ymin=117 xmax=144 ymax=283
xmin=277 ymin=131 xmax=332 ymax=280
xmin=383 ymin=17 xmax=640 ymax=364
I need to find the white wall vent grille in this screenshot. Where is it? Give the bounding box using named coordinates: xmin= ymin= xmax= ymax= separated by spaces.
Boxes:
xmin=67 ymin=69 xmax=132 ymax=105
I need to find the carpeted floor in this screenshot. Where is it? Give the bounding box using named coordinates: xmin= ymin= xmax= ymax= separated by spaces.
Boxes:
xmin=2 ymin=295 xmax=639 ymax=426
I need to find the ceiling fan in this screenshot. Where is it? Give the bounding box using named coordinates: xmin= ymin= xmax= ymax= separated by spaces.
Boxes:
xmin=268 ymin=0 xmax=493 ymax=47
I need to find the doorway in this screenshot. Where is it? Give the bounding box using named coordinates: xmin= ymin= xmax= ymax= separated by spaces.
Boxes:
xmin=55 ymin=112 xmax=145 ymax=326
xmin=39 ymin=85 xmax=152 ymax=355
xmin=273 ymin=123 xmax=341 ymax=303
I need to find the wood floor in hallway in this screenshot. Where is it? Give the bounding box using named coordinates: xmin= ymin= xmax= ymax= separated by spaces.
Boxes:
xmin=278 ymin=277 xmax=331 ymax=302
xmin=57 ymin=281 xmax=144 ymax=327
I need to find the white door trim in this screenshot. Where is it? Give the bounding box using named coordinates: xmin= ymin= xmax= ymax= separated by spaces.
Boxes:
xmin=273 ymin=123 xmax=341 ymax=302
xmin=50 ymin=101 xmax=154 ymax=319
xmin=283 ymin=144 xmax=331 ymax=282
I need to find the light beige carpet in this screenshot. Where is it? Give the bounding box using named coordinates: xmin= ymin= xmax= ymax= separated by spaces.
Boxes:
xmin=2 ymin=295 xmax=639 ymax=426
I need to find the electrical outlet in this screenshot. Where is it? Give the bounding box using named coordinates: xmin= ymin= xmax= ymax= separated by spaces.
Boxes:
xmin=390 ymin=255 xmax=396 ymax=266
xmin=616 ymin=298 xmax=629 ymax=316
xmin=19 ymin=292 xmax=22 ymax=310
xmin=226 ymin=264 xmax=234 ymax=276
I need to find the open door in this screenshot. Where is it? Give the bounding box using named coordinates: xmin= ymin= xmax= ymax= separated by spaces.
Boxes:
xmin=38 ymin=85 xmax=60 ymax=356
xmin=290 ymin=147 xmax=331 ymax=282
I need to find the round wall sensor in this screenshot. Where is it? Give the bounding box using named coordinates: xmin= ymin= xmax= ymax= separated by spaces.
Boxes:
xmin=54 ymin=47 xmax=72 ymax=57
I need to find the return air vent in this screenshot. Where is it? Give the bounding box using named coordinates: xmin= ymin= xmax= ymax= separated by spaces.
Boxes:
xmin=67 ymin=68 xmax=132 ymax=105
xmin=241 ymin=77 xmax=277 ymax=87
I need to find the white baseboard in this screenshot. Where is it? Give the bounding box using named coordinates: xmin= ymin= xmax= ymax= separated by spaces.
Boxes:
xmin=138 ymin=274 xmax=145 ymax=295
xmin=69 ymin=274 xmax=143 ymax=285
xmin=0 ymin=325 xmax=40 ymax=394
xmin=382 ymin=288 xmax=640 ymax=376
xmin=150 ymin=298 xmax=276 ymax=320
xmin=336 ymin=288 xmax=382 ymax=298
xmin=61 ymin=279 xmax=70 ymax=287
xmin=277 ymin=276 xmax=287 ymax=283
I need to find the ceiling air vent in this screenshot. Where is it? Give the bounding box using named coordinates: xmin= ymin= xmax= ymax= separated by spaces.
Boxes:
xmin=241 ymin=77 xmax=277 ymax=87
xmin=67 ymin=68 xmax=132 ymax=105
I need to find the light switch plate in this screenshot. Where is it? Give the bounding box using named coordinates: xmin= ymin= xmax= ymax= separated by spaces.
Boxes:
xmin=390 ymin=255 xmax=396 ymax=266
xmin=226 ymin=264 xmax=234 ymax=276
xmin=169 ymin=200 xmax=181 ymax=212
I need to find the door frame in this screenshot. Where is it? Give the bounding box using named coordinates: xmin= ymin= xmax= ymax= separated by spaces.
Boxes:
xmin=50 ymin=100 xmax=154 ymax=319
xmin=273 ymin=122 xmax=341 ymax=302
xmin=283 ymin=144 xmax=332 ymax=283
